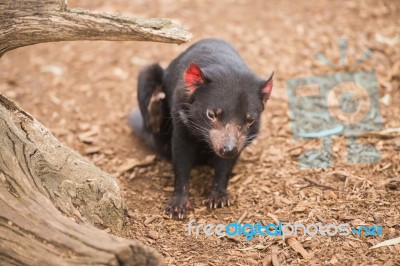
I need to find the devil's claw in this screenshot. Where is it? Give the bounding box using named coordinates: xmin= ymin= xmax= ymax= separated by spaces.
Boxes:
xmin=164 ymin=195 xmax=194 ymax=219
xmin=204 ymin=190 xmax=234 ymax=209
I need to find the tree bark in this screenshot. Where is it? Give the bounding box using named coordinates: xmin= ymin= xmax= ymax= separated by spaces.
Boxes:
xmin=0 ymin=0 xmax=192 ymax=57
xmin=0 ymin=94 xmax=127 ymax=232
xmin=0 ymin=94 xmax=163 ymax=265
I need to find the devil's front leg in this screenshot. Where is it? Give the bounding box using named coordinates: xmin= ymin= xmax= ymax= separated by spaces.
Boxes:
xmin=164 ymin=125 xmax=196 ymax=219
xmin=205 ymin=156 xmax=238 ymax=209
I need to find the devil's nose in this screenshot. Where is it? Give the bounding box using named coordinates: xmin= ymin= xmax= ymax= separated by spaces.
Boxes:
xmin=220 ymin=146 xmax=239 ymax=158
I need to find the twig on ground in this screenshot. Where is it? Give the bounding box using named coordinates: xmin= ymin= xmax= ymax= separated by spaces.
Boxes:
xmin=301 ymin=177 xmax=338 ymax=191
xmin=238 ymin=211 xmax=248 ymax=224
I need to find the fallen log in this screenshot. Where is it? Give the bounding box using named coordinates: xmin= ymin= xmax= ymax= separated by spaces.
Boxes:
xmin=0 ymin=94 xmax=162 ymax=265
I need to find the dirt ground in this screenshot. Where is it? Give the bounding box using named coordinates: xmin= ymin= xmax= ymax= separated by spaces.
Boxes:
xmin=1 ymin=0 xmax=400 ymax=265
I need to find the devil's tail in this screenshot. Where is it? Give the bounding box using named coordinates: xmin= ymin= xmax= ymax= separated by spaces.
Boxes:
xmin=129 ymin=63 xmax=172 ymax=159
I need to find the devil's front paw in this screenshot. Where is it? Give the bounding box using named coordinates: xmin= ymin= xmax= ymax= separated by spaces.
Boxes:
xmin=164 ymin=194 xmax=194 ymax=219
xmin=204 ymin=190 xmax=234 ymax=209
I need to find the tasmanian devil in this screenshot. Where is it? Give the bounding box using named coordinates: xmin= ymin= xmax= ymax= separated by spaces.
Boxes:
xmin=130 ymin=38 xmax=273 ymax=219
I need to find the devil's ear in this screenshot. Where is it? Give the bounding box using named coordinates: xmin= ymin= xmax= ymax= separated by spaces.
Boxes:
xmin=184 ymin=63 xmax=205 ymax=93
xmin=261 ymin=71 xmax=274 ymax=103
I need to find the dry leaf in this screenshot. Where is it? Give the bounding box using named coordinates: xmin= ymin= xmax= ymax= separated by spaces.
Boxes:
xmin=230 ymin=174 xmax=243 ymax=183
xmin=370 ymin=237 xmax=400 ymax=249
xmin=287 ymin=237 xmax=312 ymax=259
xmin=242 ymin=175 xmax=255 ymax=185
xmin=163 ymin=186 xmax=174 ymax=192
xmin=84 ymin=146 xmax=101 ymax=155
xmin=117 ymin=155 xmax=156 ymax=173
xmin=330 ymin=255 xmax=339 ymax=264
xmin=271 ymin=246 xmax=280 ymax=266
xmin=147 ymin=230 xmax=159 ymax=240
xmin=323 ymin=190 xmax=337 ymax=200
xmin=144 ymin=216 xmax=157 ymax=225
xmin=292 ymin=206 xmax=307 ymax=213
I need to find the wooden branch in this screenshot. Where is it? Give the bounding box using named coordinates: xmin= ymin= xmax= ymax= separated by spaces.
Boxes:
xmin=0 ymin=94 xmax=163 ymax=265
xmin=0 ymin=0 xmax=192 ymax=57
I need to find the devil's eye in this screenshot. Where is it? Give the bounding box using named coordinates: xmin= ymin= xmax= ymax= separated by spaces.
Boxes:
xmin=206 ymin=109 xmax=216 ymax=121
xmin=246 ymin=116 xmax=255 ymax=125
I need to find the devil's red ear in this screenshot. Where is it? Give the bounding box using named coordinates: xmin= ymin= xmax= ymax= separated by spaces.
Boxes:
xmin=184 ymin=63 xmax=205 ymax=93
xmin=261 ymin=71 xmax=274 ymax=103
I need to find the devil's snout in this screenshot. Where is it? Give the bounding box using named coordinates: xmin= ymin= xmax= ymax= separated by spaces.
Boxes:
xmin=210 ymin=124 xmax=245 ymax=159
xmin=219 ymin=134 xmax=239 ymax=158
xmin=220 ymin=146 xmax=238 ymax=158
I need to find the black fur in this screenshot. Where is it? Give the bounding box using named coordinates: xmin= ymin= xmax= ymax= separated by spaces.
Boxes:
xmin=131 ymin=39 xmax=272 ymax=219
